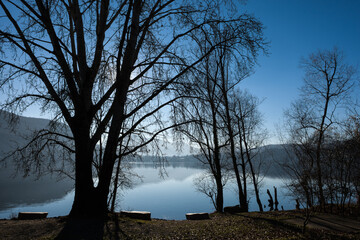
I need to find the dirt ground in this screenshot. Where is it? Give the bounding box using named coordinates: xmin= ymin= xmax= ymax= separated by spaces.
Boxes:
xmin=283 ymin=213 xmax=360 ymax=233
xmin=0 ymin=211 xmax=359 ymax=240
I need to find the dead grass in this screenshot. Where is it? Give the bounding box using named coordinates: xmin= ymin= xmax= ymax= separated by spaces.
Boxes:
xmin=0 ymin=211 xmax=359 ymax=240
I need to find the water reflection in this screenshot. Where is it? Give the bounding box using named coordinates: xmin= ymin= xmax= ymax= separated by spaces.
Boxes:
xmin=0 ymin=163 xmax=73 ymax=217
xmin=0 ymin=190 xmax=74 ymax=219
xmin=118 ymin=164 xmax=294 ymax=219
xmin=0 ymin=163 xmax=294 ymax=220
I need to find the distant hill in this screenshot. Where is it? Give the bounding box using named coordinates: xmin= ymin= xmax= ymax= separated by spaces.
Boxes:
xmin=254 ymin=144 xmax=292 ymax=177
xmin=0 ymin=111 xmax=74 ymax=212
xmin=0 ymin=111 xmax=51 ymax=154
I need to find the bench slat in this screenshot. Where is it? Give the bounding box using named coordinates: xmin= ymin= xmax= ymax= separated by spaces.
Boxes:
xmin=120 ymin=210 xmax=151 ymax=220
xmin=186 ymin=212 xmax=210 ymax=220
xmin=18 ymin=212 xmax=48 ymax=220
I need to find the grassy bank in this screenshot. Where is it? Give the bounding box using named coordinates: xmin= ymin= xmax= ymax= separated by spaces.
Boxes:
xmin=0 ymin=211 xmax=359 ymax=239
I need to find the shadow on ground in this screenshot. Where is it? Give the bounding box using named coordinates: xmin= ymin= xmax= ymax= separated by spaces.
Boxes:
xmin=283 ymin=213 xmax=360 ymax=233
xmin=239 ymin=211 xmax=360 ymax=239
xmin=55 ymin=215 xmax=131 ymax=240
xmin=55 ymin=218 xmax=105 ymax=240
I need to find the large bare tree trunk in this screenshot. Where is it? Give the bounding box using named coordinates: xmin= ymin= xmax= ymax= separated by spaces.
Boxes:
xmin=70 ymin=118 xmax=100 ymax=217
xmin=215 ymin=175 xmax=224 ymax=212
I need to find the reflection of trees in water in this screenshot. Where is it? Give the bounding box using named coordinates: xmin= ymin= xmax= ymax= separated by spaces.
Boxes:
xmin=131 ymin=161 xmax=205 ymax=170
xmin=1 ymin=164 xmax=294 ymax=219
xmin=0 ymin=147 xmax=291 ymax=212
xmin=133 ymin=146 xmax=291 ymax=178
xmin=0 ymin=169 xmax=73 ymax=211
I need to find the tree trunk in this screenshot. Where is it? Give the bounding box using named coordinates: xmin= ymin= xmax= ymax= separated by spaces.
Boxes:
xmin=239 ymin=144 xmax=249 ymax=211
xmin=315 ymin=142 xmax=325 ymax=211
xmin=234 ymin=161 xmax=248 ymax=211
xmin=211 ymin=99 xmax=223 ymax=213
xmin=240 ymin=112 xmax=263 ymax=212
xmin=228 ymin=121 xmax=247 ymax=210
xmin=215 ymin=175 xmax=224 ymax=212
xmin=111 ymin=156 xmax=122 ymax=212
xmin=222 ymin=82 xmax=247 ymax=212
xmin=315 ymin=90 xmax=331 ymax=212
xmin=213 ymin=141 xmax=224 ymax=212
xmin=267 ymin=189 xmax=274 ymax=211
xmin=248 ymin=158 xmax=263 ymax=212
xmin=69 ymin=122 xmax=106 ymax=218
xmin=68 ymin=107 xmax=119 ymax=218
xmin=302 ymin=177 xmax=313 ymax=208
xmin=274 ymin=186 xmax=279 ymax=211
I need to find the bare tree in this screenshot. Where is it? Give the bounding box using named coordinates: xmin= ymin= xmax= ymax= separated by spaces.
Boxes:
xmin=172 ymin=51 xmax=228 ymax=212
xmin=231 ymin=89 xmax=267 ymax=212
xmin=282 ymin=105 xmax=318 ymax=209
xmin=216 ymin=47 xmax=256 ymax=212
xmin=0 ymin=0 xmax=252 ymax=218
xmin=210 ymin=31 xmax=264 ymax=212
xmin=283 ymin=47 xmax=356 ymax=211
xmin=346 ymin=115 xmax=360 ymax=211
xmin=172 ymin=9 xmax=266 ymax=212
xmin=320 ymin=118 xmax=360 ymax=214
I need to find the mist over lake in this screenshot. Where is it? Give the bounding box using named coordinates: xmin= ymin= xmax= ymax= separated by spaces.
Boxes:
xmin=0 ymin=161 xmax=294 ymax=220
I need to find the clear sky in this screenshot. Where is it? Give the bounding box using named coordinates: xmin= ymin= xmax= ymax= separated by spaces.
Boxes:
xmin=237 ymin=0 xmax=360 ymax=143
xmin=5 ymin=0 xmax=360 ymax=145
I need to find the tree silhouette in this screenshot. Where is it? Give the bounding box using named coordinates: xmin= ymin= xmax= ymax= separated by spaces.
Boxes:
xmin=172 ymin=5 xmax=266 ymax=212
xmin=0 ymin=0 xmax=261 ymax=218
xmin=283 ymin=47 xmax=356 ymax=212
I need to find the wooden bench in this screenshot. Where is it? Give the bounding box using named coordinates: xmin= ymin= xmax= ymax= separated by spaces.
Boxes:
xmin=120 ymin=211 xmax=151 ymax=220
xmin=18 ymin=212 xmax=48 ymax=220
xmin=224 ymin=205 xmax=247 ymax=214
xmin=186 ymin=212 xmax=210 ymax=220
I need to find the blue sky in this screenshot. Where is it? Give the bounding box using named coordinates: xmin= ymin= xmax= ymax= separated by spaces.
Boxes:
xmin=3 ymin=0 xmax=360 ymax=144
xmin=237 ymin=0 xmax=360 ymax=143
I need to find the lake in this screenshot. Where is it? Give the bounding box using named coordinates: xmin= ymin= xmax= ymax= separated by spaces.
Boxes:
xmin=0 ymin=163 xmax=295 ymax=220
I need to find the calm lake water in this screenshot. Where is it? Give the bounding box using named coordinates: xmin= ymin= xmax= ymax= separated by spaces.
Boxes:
xmin=0 ymin=163 xmax=295 ymax=220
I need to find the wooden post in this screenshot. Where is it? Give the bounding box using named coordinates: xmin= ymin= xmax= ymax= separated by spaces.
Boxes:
xmin=296 ymin=199 xmax=300 ymax=210
xmin=274 ymin=186 xmax=279 ymax=211
xmin=266 ymin=189 xmax=274 ymax=211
